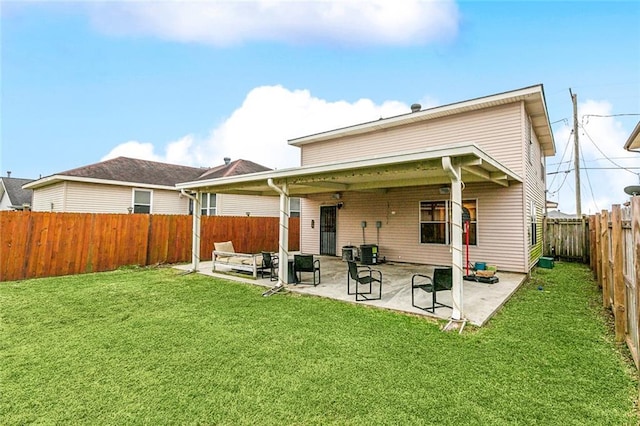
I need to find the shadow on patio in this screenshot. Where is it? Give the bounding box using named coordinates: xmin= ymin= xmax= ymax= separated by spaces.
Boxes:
xmin=176 ymin=256 xmax=527 ymax=326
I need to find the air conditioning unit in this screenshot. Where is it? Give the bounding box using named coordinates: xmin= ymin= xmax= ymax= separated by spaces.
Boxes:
xmin=341 ymin=246 xmax=358 ymax=262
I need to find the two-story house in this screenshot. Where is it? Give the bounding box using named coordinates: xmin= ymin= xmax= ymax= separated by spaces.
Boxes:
xmin=177 ymin=84 xmax=556 ymax=319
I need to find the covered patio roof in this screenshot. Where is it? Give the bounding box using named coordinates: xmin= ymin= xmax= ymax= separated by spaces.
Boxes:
xmin=176 ymin=143 xmax=522 ymax=324
xmin=176 ymin=143 xmax=522 ymax=196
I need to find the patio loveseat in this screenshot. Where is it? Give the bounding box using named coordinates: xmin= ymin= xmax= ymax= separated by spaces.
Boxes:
xmin=212 ymin=241 xmax=259 ymax=278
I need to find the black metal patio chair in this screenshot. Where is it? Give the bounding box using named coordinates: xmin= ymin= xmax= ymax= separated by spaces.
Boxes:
xmin=258 ymin=252 xmax=278 ymax=281
xmin=294 ymin=254 xmax=321 ymax=286
xmin=411 ymin=267 xmax=453 ymax=312
xmin=347 ymin=260 xmax=382 ymax=301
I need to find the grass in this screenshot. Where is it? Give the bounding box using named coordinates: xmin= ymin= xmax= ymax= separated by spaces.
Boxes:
xmin=1 ymin=262 xmax=637 ymax=425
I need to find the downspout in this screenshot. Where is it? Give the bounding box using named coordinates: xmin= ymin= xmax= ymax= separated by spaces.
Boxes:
xmin=267 ymin=178 xmax=290 ymax=290
xmin=180 ymin=188 xmax=201 ymax=273
xmin=442 ymin=156 xmax=463 ymax=321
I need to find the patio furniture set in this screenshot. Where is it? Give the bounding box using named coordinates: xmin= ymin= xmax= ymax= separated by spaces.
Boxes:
xmin=213 ymin=241 xmax=454 ymax=313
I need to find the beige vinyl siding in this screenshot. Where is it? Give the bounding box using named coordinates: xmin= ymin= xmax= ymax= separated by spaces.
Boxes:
xmin=524 ymin=112 xmax=547 ymax=269
xmin=217 ymin=194 xmax=280 ymax=217
xmin=151 ymin=189 xmax=189 ymax=215
xmin=33 ymin=181 xmax=189 ymax=214
xmin=0 ymin=193 xmax=11 ymax=210
xmin=31 ymin=182 xmax=66 ymax=212
xmin=301 ymin=181 xmax=527 ymax=272
xmin=63 ymin=182 xmax=132 ymax=213
xmin=301 ymin=103 xmax=524 ymax=175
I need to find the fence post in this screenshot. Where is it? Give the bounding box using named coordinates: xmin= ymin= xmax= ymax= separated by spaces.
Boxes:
xmin=581 ymin=215 xmax=588 ymax=264
xmin=594 ymin=213 xmax=602 ymax=286
xmin=601 ymin=210 xmax=610 ymax=309
xmin=611 ymin=205 xmax=625 ymax=342
xmin=632 ymin=197 xmax=640 ymax=364
xmin=588 ymin=215 xmax=595 ymax=272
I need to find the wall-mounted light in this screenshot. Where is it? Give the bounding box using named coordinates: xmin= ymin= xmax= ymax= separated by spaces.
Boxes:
xmin=311 ymin=219 xmax=315 ymax=229
xmin=127 ymin=207 xmax=133 ymax=214
xmin=439 ymin=186 xmax=450 ymax=195
xmin=246 ymin=211 xmax=251 ymax=216
xmin=337 ymin=202 xmax=344 ymax=210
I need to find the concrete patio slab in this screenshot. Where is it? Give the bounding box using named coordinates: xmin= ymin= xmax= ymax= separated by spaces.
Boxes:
xmin=175 ymin=256 xmax=528 ymax=326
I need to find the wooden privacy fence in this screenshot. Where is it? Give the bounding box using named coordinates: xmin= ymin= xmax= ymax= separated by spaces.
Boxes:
xmin=589 ymin=197 xmax=640 ymax=369
xmin=543 ymin=216 xmax=589 ymax=262
xmin=0 ymin=211 xmax=300 ymax=282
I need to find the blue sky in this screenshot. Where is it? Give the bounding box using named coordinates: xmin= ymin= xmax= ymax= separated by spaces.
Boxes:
xmin=1 ymin=1 xmax=639 ymax=214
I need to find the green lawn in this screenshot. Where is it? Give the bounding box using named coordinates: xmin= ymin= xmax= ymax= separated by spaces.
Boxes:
xmin=1 ymin=262 xmax=637 ymax=425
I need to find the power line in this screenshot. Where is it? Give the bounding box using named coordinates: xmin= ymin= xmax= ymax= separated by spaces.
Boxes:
xmin=547 ymin=167 xmax=640 ymax=175
xmin=547 ymin=156 xmax=637 ymax=167
xmin=582 ymin=113 xmax=640 ymax=125
xmin=580 ymin=124 xmax=640 ymax=178
xmin=547 ymin=129 xmax=574 ymax=190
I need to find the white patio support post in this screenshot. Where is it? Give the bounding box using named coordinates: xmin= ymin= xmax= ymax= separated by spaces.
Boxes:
xmin=267 ymin=178 xmax=290 ymax=287
xmin=180 ymin=189 xmax=201 ymax=272
xmin=192 ymin=191 xmax=201 ymax=272
xmin=442 ymin=157 xmax=463 ymax=320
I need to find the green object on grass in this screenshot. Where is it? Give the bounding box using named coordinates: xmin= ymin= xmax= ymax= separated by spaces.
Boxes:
xmin=539 ymin=257 xmax=555 ymax=269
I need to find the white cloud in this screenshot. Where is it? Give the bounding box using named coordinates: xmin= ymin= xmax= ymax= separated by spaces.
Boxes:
xmin=102 ymin=140 xmax=162 ymax=162
xmin=103 ymin=84 xmax=414 ymax=169
xmin=88 ymin=0 xmax=460 ymax=47
xmin=547 ymin=100 xmax=638 ymax=215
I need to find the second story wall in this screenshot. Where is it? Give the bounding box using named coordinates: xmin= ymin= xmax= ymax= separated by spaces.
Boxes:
xmin=300 ymin=102 xmax=525 ymax=176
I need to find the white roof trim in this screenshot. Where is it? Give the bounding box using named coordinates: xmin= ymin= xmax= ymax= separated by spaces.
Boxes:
xmin=288 ymin=84 xmax=555 ymax=156
xmin=623 ymin=121 xmax=640 ymax=151
xmin=23 ymin=175 xmax=178 ymax=191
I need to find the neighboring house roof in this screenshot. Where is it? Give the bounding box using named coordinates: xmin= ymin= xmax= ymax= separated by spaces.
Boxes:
xmin=289 ymin=84 xmax=556 ymax=157
xmin=196 ymin=159 xmax=271 ymax=181
xmin=546 ymin=210 xmax=578 ymax=219
xmin=24 ymin=157 xmax=272 ymax=190
xmin=0 ymin=177 xmax=34 ymax=209
xmin=623 ymin=121 xmax=640 ymax=152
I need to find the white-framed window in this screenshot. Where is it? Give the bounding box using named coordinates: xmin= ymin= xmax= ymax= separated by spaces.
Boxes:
xmin=289 ymin=197 xmax=300 ymax=218
xmin=132 ymin=189 xmax=152 ymax=214
xmin=200 ymin=193 xmax=217 ymax=216
xmin=419 ymin=199 xmax=477 ymax=245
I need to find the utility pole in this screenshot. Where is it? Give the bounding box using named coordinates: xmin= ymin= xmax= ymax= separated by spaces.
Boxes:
xmin=570 ymin=89 xmax=582 ymax=216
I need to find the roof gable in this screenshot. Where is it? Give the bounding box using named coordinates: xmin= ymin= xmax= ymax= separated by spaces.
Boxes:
xmin=0 ymin=177 xmax=34 ymax=206
xmin=196 ymin=159 xmax=271 ymax=181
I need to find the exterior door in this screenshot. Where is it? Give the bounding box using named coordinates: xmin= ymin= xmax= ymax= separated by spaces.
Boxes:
xmin=320 ymin=206 xmax=337 ymax=256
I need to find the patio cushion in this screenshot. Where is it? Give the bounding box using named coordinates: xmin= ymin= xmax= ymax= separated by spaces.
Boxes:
xmin=214 ymin=241 xmax=235 ymax=254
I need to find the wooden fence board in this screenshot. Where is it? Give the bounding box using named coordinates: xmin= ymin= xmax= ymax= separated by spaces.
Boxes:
xmin=0 ymin=211 xmax=300 ymax=282
xmin=611 ymin=205 xmax=625 ymax=342
xmin=590 ymin=198 xmax=640 ymax=368
xmin=543 ymin=217 xmax=589 ymax=260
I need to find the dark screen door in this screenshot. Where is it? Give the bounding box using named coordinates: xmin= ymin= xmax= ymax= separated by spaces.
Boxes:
xmin=320 ymin=206 xmax=337 ymax=256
